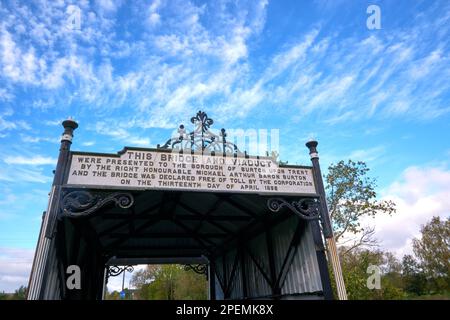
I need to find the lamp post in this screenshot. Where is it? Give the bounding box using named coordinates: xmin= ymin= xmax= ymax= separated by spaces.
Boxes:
xmin=119 ymin=271 xmax=127 ymax=300
xmin=306 ymin=140 xmax=348 ymax=300
xmin=27 ymin=118 xmax=79 ymax=299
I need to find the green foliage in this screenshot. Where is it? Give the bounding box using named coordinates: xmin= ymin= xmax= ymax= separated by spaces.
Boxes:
xmin=330 ymin=216 xmax=450 ymax=300
xmin=412 ymin=216 xmax=450 ymax=293
xmin=326 ymin=160 xmax=396 ymax=246
xmin=335 ymin=247 xmax=405 ymax=300
xmin=401 ymin=254 xmax=427 ymax=296
xmin=325 ymin=159 xmax=449 ymax=299
xmin=131 ymin=265 xmax=207 ymax=300
xmin=0 ymin=286 xmax=27 ymax=300
xmin=105 ymin=288 xmax=135 ymax=300
xmin=105 ymin=290 xmax=120 ymax=300
xmin=13 ymin=286 xmax=27 ymax=300
xmin=174 ymin=268 xmax=209 ymax=300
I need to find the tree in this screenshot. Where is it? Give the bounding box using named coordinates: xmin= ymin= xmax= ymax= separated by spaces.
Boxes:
xmin=382 ymin=252 xmax=404 ymax=290
xmin=336 ymin=247 xmax=404 ymax=300
xmin=326 ymin=160 xmax=396 ymax=254
xmin=0 ymin=286 xmax=28 ymax=300
xmin=412 ymin=216 xmax=450 ymax=292
xmin=105 ymin=290 xmax=120 ymax=300
xmin=131 ymin=264 xmax=207 ymax=300
xmin=134 ymin=265 xmax=179 ymax=300
xmin=174 ymin=268 xmax=208 ymax=300
xmin=401 ymin=254 xmax=427 ymax=296
xmin=11 ymin=286 xmax=27 ymax=300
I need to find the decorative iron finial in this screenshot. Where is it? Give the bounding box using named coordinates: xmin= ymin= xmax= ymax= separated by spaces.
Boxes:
xmin=158 ymin=111 xmax=242 ymax=156
xmin=191 ymin=111 xmax=213 ymax=133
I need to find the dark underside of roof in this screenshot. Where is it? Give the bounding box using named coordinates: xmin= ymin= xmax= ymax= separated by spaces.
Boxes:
xmin=61 ymin=189 xmax=308 ymax=263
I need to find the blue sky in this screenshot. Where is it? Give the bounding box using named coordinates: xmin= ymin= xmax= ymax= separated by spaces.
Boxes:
xmin=1 ymin=0 xmax=450 ymax=292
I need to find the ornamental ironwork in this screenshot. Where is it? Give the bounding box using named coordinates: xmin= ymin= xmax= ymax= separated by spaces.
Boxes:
xmin=104 ymin=265 xmax=135 ymax=288
xmin=61 ymin=190 xmax=134 ymax=217
xmin=157 ymin=110 xmax=243 ymax=156
xmin=267 ymin=198 xmax=320 ymax=220
xmin=107 ymin=265 xmax=135 ymax=278
xmin=183 ymin=264 xmax=208 ymax=278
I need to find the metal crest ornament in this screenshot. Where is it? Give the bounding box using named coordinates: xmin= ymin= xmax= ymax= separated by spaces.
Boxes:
xmin=61 ymin=191 xmax=134 ymax=217
xmin=157 ymin=110 xmax=243 ymax=156
xmin=267 ymin=198 xmax=320 ymax=220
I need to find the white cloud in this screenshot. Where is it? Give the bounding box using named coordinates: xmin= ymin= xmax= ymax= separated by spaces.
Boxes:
xmin=148 ymin=12 xmax=161 ymax=26
xmin=347 ymin=146 xmax=385 ymax=163
xmin=371 ymin=166 xmax=450 ymax=257
xmin=0 ymin=29 xmax=21 ymax=81
xmin=303 ymin=75 xmax=355 ymax=113
xmin=106 ymin=264 xmax=147 ymax=292
xmin=0 ymin=0 xmax=448 ymax=133
xmin=221 ymin=26 xmax=250 ymax=65
xmin=44 ymin=119 xmax=64 ymax=126
xmin=20 ymin=135 xmax=59 ymax=144
xmin=0 ymin=88 xmax=14 ymax=101
xmin=0 ymin=247 xmax=34 ymax=293
xmin=0 ymin=115 xmax=17 ymax=132
xmin=0 ymin=166 xmax=52 ymax=183
xmin=324 ymin=111 xmax=355 ymax=125
xmin=409 ymin=49 xmax=443 ymax=79
xmin=264 ymin=29 xmax=319 ymax=82
xmin=0 ymin=109 xmax=31 ymax=134
xmin=147 ymin=0 xmax=162 ymax=26
xmin=96 ymin=0 xmax=122 ymax=13
xmin=0 ymin=28 xmax=45 ymax=85
xmin=4 ymin=156 xmax=57 ymax=166
xmin=81 ymin=141 xmax=95 ymax=147
xmin=95 ymin=122 xmax=151 ymax=146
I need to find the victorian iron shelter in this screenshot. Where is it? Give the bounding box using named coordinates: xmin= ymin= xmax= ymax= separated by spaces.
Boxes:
xmin=27 ymin=111 xmax=346 ymax=300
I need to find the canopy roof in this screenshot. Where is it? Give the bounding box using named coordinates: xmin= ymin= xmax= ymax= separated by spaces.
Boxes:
xmin=64 ymin=188 xmax=306 ymax=265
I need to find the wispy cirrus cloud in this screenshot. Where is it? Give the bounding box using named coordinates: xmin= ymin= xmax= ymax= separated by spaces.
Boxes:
xmin=94 ymin=121 xmax=151 ymax=147
xmin=0 ymin=0 xmax=270 ymax=124
xmin=81 ymin=141 xmax=95 ymax=147
xmin=1 ymin=0 xmax=448 ymax=129
xmin=0 ymin=108 xmax=30 ymax=134
xmin=3 ymin=155 xmax=57 ymax=166
xmin=347 ymin=146 xmax=386 ymax=163
xmin=0 ymin=166 xmax=52 ymax=183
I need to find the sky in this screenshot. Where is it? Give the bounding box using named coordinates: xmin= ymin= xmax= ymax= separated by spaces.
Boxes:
xmin=0 ymin=0 xmax=449 ymax=293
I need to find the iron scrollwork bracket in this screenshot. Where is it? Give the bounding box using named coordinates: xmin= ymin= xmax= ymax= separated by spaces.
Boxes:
xmin=267 ymin=197 xmax=320 ymax=220
xmin=105 ymin=265 xmax=135 ymax=285
xmin=61 ymin=190 xmax=134 ymax=218
xmin=183 ymin=264 xmax=208 ymax=278
xmin=107 ymin=265 xmax=135 ymax=278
